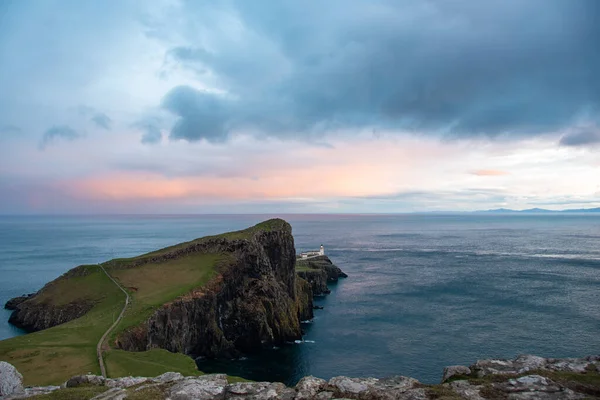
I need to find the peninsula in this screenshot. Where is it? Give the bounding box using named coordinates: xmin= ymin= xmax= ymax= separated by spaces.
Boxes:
xmin=0 ymin=219 xmax=346 ymax=387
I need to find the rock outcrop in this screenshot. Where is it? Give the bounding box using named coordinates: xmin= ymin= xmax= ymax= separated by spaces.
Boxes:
xmin=6 ymin=266 xmax=97 ymax=331
xmin=3 ymin=294 xmax=34 ymax=311
xmin=2 ymin=355 xmax=600 ymax=399
xmin=295 ymin=256 xmax=347 ymax=296
xmin=116 ymin=219 xmax=314 ymax=358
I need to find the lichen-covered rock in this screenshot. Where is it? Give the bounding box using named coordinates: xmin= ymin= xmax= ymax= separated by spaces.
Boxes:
xmin=105 ymin=376 xmax=148 ymax=388
xmin=154 ymin=371 xmax=185 ymax=383
xmin=448 ymin=380 xmax=485 ymax=400
xmin=168 ymin=374 xmax=228 ymax=400
xmin=295 ymin=376 xmax=328 ymax=399
xmin=65 ymin=374 xmax=106 ymax=387
xmin=328 ymin=375 xmax=422 ymax=399
xmin=442 ymin=365 xmax=471 ymax=383
xmin=469 ymin=354 xmax=600 ymax=379
xmin=227 ymin=381 xmax=295 ymax=400
xmin=0 ymin=362 xmax=23 ymax=397
xmin=493 ymin=375 xmax=585 ymax=399
xmin=90 ymin=387 xmax=126 ymax=400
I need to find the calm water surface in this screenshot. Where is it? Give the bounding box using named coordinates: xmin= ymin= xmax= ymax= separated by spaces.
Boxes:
xmin=1 ymin=214 xmax=599 ymax=384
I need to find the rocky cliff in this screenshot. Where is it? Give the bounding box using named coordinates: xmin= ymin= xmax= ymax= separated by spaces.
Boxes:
xmin=6 ymin=266 xmax=98 ymax=331
xmin=114 ymin=219 xmax=314 ymax=358
xmin=3 ymin=354 xmax=599 ymax=399
xmin=296 ymin=256 xmax=347 ymax=296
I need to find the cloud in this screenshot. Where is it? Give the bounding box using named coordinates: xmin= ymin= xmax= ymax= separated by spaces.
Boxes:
xmin=471 ymin=170 xmax=510 ymax=176
xmin=1 ymin=125 xmax=21 ymax=135
xmin=161 ymin=86 xmax=231 ymax=142
xmin=559 ymin=128 xmax=600 ymax=147
xmin=40 ymin=125 xmax=82 ymax=149
xmin=132 ymin=117 xmax=163 ymax=144
xmin=91 ymin=113 xmax=112 ymax=130
xmin=153 ymin=0 xmax=600 ymax=143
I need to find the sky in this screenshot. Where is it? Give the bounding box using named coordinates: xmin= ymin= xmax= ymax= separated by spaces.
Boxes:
xmin=0 ymin=0 xmax=599 ymax=214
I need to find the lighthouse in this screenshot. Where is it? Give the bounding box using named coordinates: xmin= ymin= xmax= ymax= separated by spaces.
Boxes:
xmin=319 ymin=244 xmax=325 ymax=256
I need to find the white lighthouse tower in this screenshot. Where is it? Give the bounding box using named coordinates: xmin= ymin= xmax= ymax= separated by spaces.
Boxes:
xmin=319 ymin=244 xmax=325 ymax=256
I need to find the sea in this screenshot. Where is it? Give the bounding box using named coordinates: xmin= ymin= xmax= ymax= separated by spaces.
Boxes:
xmin=1 ymin=214 xmax=599 ymax=385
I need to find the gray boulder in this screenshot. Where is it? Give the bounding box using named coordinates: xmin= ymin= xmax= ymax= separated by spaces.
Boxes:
xmin=328 ymin=375 xmax=423 ymax=399
xmin=0 ymin=362 xmax=23 ymax=397
xmin=448 ymin=380 xmax=485 ymax=400
xmin=227 ymin=381 xmax=295 ymax=400
xmin=169 ymin=374 xmax=228 ymax=400
xmin=154 ymin=371 xmax=185 ymax=383
xmin=105 ymin=376 xmax=148 ymax=388
xmin=441 ymin=365 xmax=471 ymax=383
xmin=295 ymin=376 xmax=328 ymax=399
xmin=494 ymin=374 xmax=585 ymax=399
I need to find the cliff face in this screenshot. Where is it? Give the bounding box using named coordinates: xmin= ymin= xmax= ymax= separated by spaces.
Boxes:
xmin=116 ymin=220 xmax=314 ymax=358
xmin=296 ymin=256 xmax=347 ymax=296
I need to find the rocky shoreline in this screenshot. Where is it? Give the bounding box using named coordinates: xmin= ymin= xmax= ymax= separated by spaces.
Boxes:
xmin=2 ymin=354 xmax=599 ymax=399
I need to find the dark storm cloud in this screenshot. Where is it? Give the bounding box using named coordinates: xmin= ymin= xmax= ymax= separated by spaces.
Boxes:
xmin=159 ymin=0 xmax=600 ymax=143
xmin=91 ymin=113 xmax=112 ymax=130
xmin=559 ymin=129 xmax=600 ymax=147
xmin=161 ymin=86 xmax=231 ymax=142
xmin=40 ymin=125 xmax=82 ymax=149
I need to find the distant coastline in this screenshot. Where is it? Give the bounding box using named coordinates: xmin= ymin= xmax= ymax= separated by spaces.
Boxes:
xmin=476 ymin=207 xmax=600 ymax=213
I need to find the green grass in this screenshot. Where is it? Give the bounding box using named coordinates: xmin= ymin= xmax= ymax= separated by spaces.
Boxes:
xmin=0 ymin=267 xmax=124 ymax=386
xmin=0 ymin=251 xmax=225 ymax=385
xmin=295 ymin=259 xmax=319 ymax=272
xmin=105 ymin=349 xmax=199 ymax=378
xmin=108 ymin=252 xmax=226 ymax=343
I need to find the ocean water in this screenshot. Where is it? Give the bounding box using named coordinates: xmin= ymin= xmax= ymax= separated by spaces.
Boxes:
xmin=1 ymin=214 xmax=599 ymax=384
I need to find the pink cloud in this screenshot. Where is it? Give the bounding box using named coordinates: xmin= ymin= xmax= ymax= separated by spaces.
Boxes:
xmin=471 ymin=169 xmax=510 ymax=176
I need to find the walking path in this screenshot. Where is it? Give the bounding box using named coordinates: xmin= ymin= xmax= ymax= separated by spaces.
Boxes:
xmin=96 ymin=264 xmax=130 ymax=378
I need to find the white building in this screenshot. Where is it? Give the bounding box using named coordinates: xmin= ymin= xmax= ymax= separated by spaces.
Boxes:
xmin=300 ymin=245 xmax=325 ymax=259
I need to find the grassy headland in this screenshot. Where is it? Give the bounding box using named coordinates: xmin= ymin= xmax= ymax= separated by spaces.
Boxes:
xmin=0 ymin=220 xmax=287 ymax=386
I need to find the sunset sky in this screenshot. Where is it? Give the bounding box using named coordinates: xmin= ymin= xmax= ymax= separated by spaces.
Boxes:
xmin=1 ymin=0 xmax=599 ymax=214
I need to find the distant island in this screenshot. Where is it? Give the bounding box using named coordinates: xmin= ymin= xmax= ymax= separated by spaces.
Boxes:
xmin=477 ymin=207 xmax=600 ymax=213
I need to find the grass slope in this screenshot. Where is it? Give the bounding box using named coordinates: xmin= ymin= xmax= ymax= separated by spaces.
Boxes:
xmin=0 ymin=266 xmax=125 ymax=386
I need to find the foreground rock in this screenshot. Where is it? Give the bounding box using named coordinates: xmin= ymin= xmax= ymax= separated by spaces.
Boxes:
xmin=0 ymin=362 xmax=23 ymax=397
xmin=3 ymin=354 xmax=599 ymax=399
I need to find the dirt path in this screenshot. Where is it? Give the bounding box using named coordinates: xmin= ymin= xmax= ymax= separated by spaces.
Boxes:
xmin=96 ymin=264 xmax=130 ymax=378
